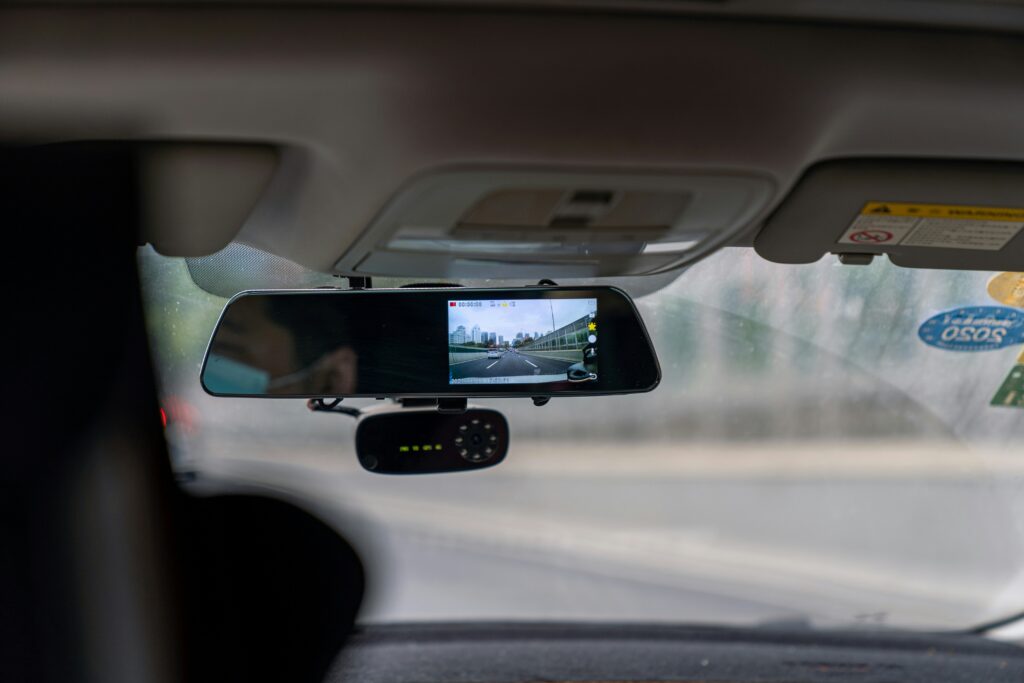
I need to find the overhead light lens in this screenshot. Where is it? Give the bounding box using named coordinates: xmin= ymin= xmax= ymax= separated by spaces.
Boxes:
xmin=641 ymin=239 xmax=703 ymax=254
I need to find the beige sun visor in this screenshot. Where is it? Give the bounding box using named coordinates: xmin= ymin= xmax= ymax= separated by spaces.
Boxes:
xmin=754 ymin=160 xmax=1024 ymax=271
xmin=140 ymin=143 xmax=279 ymax=257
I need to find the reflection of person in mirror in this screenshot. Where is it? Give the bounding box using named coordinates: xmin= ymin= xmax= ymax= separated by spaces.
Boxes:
xmin=211 ymin=296 xmax=358 ymax=395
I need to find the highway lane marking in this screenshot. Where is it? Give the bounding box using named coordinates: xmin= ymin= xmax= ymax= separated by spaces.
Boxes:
xmin=524 ymin=359 xmax=538 ymax=368
xmin=486 ymin=360 xmax=500 ymax=369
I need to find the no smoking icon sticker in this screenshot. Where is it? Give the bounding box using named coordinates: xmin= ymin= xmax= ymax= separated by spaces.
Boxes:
xmin=848 ymin=229 xmax=894 ymax=244
xmin=837 ymin=210 xmax=917 ymax=246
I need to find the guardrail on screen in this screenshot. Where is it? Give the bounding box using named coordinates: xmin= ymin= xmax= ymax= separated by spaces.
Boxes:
xmin=449 ymin=344 xmax=490 ymax=365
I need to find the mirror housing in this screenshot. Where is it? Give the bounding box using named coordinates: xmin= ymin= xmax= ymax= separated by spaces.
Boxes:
xmin=201 ymin=285 xmax=659 ymax=399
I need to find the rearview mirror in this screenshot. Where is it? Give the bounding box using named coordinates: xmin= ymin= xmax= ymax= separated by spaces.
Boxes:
xmin=201 ymin=286 xmax=659 ymax=398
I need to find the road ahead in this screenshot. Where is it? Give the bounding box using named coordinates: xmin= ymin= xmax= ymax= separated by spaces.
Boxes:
xmin=451 ymin=350 xmax=576 ymax=381
xmin=188 ymin=436 xmax=1024 ymax=630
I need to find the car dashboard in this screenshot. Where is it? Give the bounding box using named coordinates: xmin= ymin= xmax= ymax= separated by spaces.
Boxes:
xmin=327 ymin=622 xmax=1024 ymax=683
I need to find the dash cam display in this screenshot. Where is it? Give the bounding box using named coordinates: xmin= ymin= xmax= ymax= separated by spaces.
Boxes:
xmin=448 ymin=298 xmax=598 ymax=385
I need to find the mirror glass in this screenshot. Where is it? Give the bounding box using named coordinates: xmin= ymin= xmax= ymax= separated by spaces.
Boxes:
xmin=201 ymin=286 xmax=659 ymax=398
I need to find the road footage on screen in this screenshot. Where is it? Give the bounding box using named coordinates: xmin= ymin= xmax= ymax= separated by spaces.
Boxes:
xmin=448 ymin=298 xmax=598 ymax=385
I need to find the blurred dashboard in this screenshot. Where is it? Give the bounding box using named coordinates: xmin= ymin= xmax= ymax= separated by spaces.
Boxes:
xmin=328 ymin=622 xmax=1024 ymax=683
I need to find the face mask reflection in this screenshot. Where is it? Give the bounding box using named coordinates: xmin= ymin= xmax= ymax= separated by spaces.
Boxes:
xmin=205 ymin=296 xmax=358 ymax=395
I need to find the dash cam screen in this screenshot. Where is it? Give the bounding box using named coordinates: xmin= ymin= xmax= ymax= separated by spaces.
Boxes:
xmin=448 ymin=298 xmax=598 ymax=385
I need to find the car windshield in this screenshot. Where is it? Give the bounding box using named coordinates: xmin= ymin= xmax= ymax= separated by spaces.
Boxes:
xmin=139 ymin=246 xmax=1024 ymax=631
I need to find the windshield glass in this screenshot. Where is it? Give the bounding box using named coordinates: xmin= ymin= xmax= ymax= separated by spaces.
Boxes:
xmin=139 ymin=245 xmax=1024 ymax=631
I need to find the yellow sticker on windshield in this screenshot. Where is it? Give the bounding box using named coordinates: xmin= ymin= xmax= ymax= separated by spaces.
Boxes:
xmin=987 ymin=272 xmax=1024 ymax=308
xmin=837 ymin=202 xmax=1024 ymax=251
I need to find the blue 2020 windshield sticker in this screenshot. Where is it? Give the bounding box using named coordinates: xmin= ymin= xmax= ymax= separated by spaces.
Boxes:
xmin=918 ymin=306 xmax=1024 ymax=351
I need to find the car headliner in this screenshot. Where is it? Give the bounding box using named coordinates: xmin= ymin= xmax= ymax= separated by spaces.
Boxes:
xmin=2 ymin=2 xmax=1024 ymax=278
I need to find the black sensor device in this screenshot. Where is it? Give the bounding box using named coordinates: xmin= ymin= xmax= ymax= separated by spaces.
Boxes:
xmin=355 ymin=407 xmax=509 ymax=474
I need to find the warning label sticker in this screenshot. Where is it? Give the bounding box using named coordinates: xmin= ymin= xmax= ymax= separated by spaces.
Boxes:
xmin=837 ymin=202 xmax=1024 ymax=251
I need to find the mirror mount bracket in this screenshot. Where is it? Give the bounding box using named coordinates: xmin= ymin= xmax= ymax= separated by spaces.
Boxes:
xmin=531 ymin=396 xmax=550 ymax=407
xmin=310 ymin=396 xmax=471 ymax=416
xmin=346 ymin=276 xmax=372 ymax=290
xmin=395 ymin=397 xmax=437 ymax=409
xmin=436 ymin=397 xmax=468 ymax=414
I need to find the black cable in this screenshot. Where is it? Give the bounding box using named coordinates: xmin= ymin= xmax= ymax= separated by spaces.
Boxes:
xmin=306 ymin=398 xmax=362 ymax=419
xmin=966 ymin=609 xmax=1024 ymax=635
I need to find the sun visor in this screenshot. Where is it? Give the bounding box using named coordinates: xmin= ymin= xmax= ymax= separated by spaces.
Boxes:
xmin=140 ymin=143 xmax=278 ymax=257
xmin=755 ymin=160 xmax=1024 ymax=271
